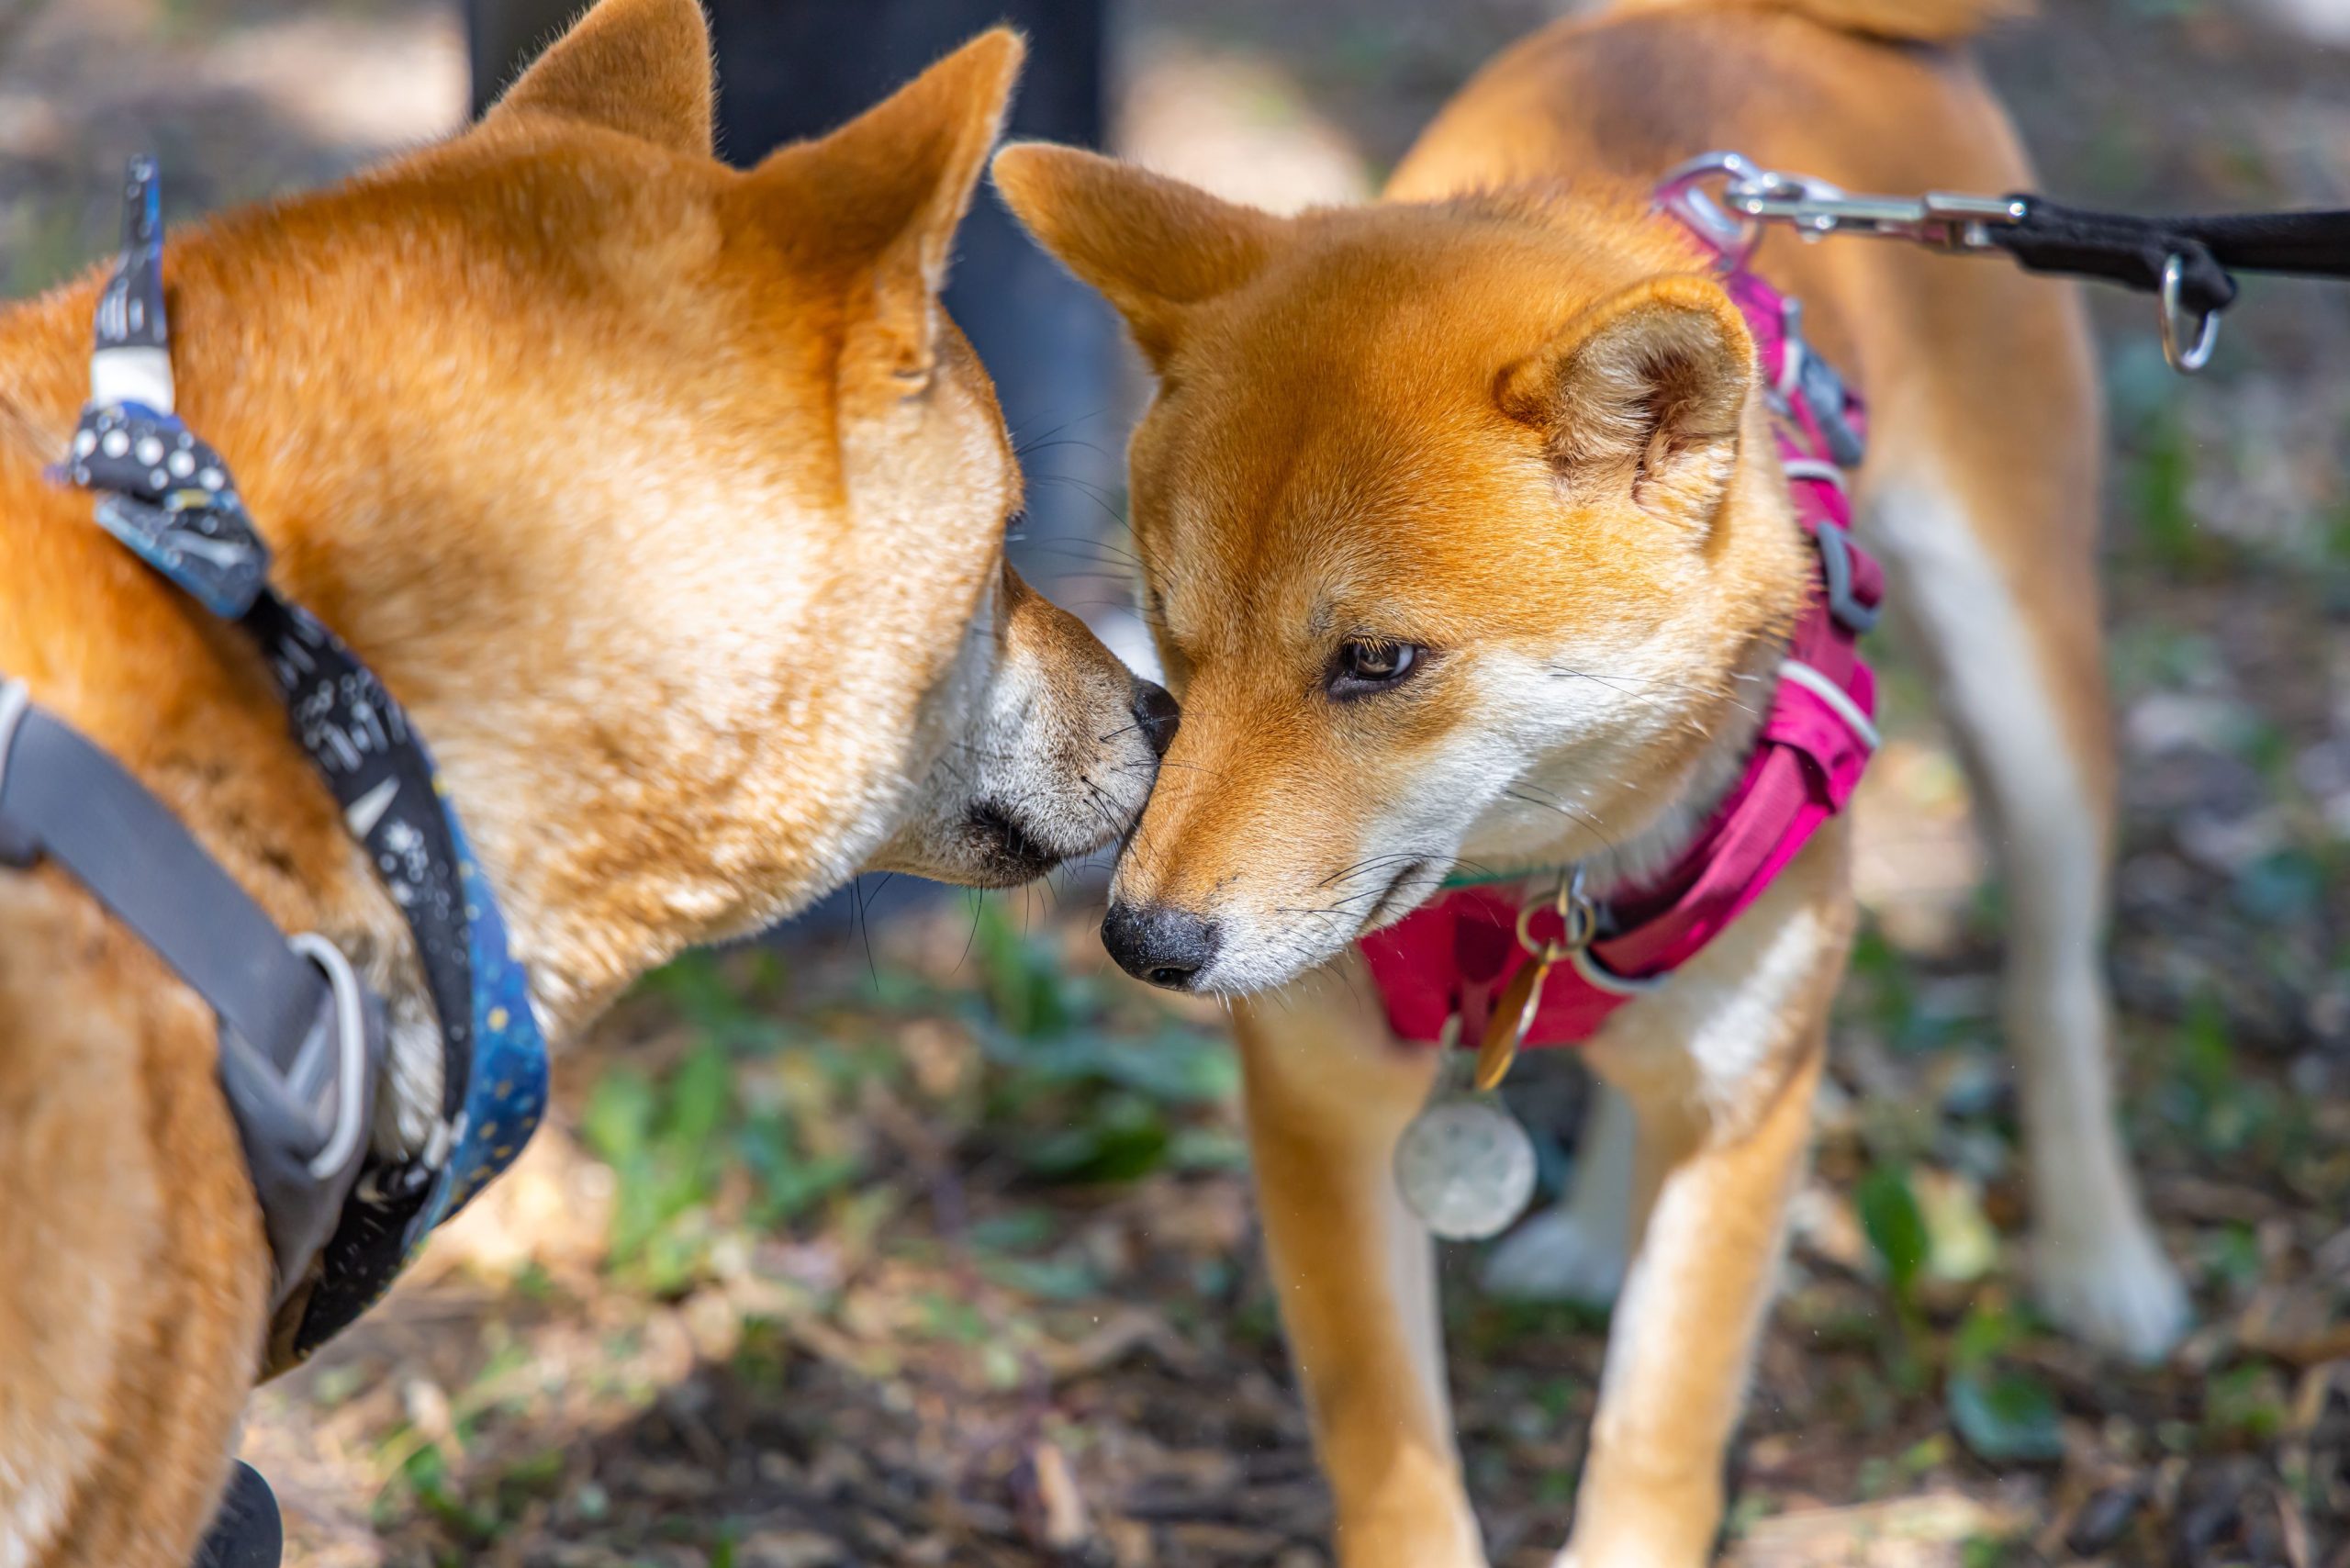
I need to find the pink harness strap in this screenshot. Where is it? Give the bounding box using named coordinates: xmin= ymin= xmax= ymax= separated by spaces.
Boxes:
xmin=1359 ymin=245 xmax=1883 ymax=1050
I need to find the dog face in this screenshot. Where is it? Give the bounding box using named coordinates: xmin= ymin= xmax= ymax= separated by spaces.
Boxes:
xmin=57 ymin=3 xmax=1169 ymax=1029
xmin=996 ymin=151 xmax=1808 ymax=994
xmin=868 ymin=560 xmax=1180 ymax=886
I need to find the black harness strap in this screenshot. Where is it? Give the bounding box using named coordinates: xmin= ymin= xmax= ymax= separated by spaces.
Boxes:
xmin=53 ymin=157 xmax=552 ymax=1369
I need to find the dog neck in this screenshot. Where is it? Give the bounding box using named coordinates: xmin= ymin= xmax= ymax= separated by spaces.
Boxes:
xmin=0 ymin=254 xmax=853 ymax=1135
xmin=1456 ymin=423 xmax=1811 ymax=902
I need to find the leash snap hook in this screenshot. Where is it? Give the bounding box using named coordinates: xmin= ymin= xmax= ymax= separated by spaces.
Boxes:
xmin=1654 ymin=151 xmax=1767 ymax=271
xmin=2159 ymin=252 xmax=2222 ymax=374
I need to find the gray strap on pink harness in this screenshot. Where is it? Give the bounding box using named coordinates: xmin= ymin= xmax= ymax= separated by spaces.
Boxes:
xmin=0 ymin=678 xmax=382 ymax=1308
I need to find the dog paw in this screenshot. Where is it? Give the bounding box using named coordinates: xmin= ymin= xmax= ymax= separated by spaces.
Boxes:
xmin=2031 ymin=1217 xmax=2190 ymax=1362
xmin=1482 ymin=1205 xmax=1628 ymax=1305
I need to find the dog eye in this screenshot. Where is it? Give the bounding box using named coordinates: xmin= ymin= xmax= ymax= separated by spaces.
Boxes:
xmin=1329 ymin=640 xmax=1423 ymax=698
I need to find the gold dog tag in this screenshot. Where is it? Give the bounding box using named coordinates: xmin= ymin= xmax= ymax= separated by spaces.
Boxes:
xmin=1475 ymin=956 xmax=1552 ymax=1092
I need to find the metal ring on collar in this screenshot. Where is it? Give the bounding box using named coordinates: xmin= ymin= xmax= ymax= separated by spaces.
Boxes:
xmin=1516 ymin=869 xmax=1598 ymax=958
xmin=287 ymin=933 xmax=370 ymax=1180
xmin=2159 ymin=252 xmax=2221 ymax=374
xmin=1565 ymin=941 xmax=1668 ymax=998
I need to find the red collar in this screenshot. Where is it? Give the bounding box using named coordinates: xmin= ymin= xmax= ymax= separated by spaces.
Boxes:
xmin=1359 ymin=248 xmax=1882 ymax=1054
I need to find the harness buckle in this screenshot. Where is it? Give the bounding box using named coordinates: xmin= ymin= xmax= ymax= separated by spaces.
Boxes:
xmin=1812 ymin=521 xmax=1882 ymax=635
xmin=217 ymin=933 xmax=384 ymax=1316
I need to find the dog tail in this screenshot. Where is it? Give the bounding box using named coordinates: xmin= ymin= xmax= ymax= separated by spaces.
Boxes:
xmin=1606 ymin=0 xmax=2025 ymax=44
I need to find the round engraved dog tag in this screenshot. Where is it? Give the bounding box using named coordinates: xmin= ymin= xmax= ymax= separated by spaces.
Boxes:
xmin=1394 ymin=1096 xmax=1538 ymax=1241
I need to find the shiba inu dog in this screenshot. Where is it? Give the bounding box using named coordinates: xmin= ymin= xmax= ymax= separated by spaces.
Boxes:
xmin=996 ymin=0 xmax=2181 ymax=1559
xmin=0 ymin=4 xmax=1171 ymax=1563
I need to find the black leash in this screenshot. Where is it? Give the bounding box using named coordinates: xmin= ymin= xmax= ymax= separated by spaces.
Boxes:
xmin=1656 ymin=151 xmax=2350 ymax=373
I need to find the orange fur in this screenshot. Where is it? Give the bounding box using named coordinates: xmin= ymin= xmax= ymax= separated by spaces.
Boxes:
xmin=0 ymin=5 xmax=1165 ymax=1562
xmin=1001 ymin=0 xmax=2170 ymax=1560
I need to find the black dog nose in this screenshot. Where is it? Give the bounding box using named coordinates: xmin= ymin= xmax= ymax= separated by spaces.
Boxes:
xmin=1131 ymin=678 xmax=1181 ymax=758
xmin=1102 ymin=901 xmax=1220 ymax=990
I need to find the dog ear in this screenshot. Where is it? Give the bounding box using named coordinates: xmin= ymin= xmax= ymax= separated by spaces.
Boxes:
xmin=991 ymin=144 xmax=1285 ymax=369
xmin=739 ymin=28 xmax=1024 ymax=391
xmin=483 ymin=0 xmax=714 ymax=156
xmin=1498 ymin=275 xmax=1754 ymax=532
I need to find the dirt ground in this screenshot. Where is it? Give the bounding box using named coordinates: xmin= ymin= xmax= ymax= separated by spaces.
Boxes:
xmin=5 ymin=0 xmax=2349 ymax=1563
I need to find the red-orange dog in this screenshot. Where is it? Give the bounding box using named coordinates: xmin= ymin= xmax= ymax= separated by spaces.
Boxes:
xmin=0 ymin=5 xmax=1169 ymax=1563
xmin=999 ymin=0 xmax=2179 ymax=1559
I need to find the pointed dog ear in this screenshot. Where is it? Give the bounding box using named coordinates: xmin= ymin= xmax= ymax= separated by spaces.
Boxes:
xmin=991 ymin=142 xmax=1287 ymax=370
xmin=734 ymin=28 xmax=1024 ymax=391
xmin=482 ymin=0 xmax=714 ymax=156
xmin=1498 ymin=274 xmax=1754 ymax=532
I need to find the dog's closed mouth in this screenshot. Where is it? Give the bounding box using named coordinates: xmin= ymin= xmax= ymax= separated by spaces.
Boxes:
xmin=966 ymin=800 xmax=1060 ymax=884
xmin=1363 ymin=858 xmax=1431 ymax=931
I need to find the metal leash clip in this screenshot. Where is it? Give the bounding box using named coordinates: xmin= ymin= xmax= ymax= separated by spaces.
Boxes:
xmin=1724 ymin=176 xmax=2026 ymax=253
xmin=1657 ymin=150 xmax=2243 ymax=375
xmin=1656 ymin=151 xmax=2027 ymax=267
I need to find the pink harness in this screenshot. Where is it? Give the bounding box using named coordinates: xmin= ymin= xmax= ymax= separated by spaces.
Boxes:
xmin=1360 ymin=211 xmax=1885 ymax=1052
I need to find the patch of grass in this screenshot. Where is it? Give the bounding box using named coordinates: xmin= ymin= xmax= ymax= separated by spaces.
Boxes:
xmin=2205 ymin=1362 xmax=2290 ymax=1446
xmin=958 ymin=899 xmax=1241 ymax=1188
xmin=1453 ymin=1296 xmax=1613 ymax=1360
xmin=2117 ymin=401 xmax=2228 ymax=577
xmin=1944 ymin=1303 xmax=2063 ymax=1466
xmin=2148 ymin=994 xmax=2291 ymax=1160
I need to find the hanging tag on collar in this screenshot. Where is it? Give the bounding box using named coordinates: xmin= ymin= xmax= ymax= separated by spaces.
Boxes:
xmin=1473 ymin=870 xmax=1598 ymax=1090
xmin=1393 ymin=1015 xmax=1538 ymax=1241
xmin=1477 ymin=955 xmax=1550 ymax=1092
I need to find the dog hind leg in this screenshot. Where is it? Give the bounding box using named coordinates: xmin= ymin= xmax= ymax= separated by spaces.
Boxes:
xmin=1863 ymin=448 xmax=2187 ymax=1360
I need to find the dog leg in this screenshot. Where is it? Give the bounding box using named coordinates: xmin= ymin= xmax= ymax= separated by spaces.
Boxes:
xmin=1481 ymin=1079 xmax=1632 ymax=1305
xmin=1 ymin=884 xmax=271 ymax=1568
xmin=1866 ymin=465 xmax=2187 ymax=1361
xmin=1550 ymin=842 xmax=1851 ymax=1568
xmin=1235 ymin=971 xmax=1485 ymax=1568
xmin=1560 ymin=1027 xmax=1824 ymax=1568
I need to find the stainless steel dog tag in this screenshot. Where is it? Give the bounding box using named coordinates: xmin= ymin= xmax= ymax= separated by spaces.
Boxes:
xmin=1394 ymin=1027 xmax=1537 ymax=1242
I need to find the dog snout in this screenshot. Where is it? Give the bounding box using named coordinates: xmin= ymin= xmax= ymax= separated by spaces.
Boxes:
xmin=1102 ymin=900 xmax=1219 ymax=990
xmin=1130 ymin=678 xmax=1180 ymax=758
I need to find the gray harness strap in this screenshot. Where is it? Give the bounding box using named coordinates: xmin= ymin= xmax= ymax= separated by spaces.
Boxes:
xmin=0 ymin=678 xmax=381 ymax=1306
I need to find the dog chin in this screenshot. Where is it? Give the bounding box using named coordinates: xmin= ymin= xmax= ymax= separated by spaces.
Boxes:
xmin=1193 ymin=859 xmax=1448 ymax=996
xmin=957 ymin=801 xmax=1093 ymax=887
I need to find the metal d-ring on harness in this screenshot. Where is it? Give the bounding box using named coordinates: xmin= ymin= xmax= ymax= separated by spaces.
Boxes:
xmin=1654 ymin=150 xmax=2350 ymax=374
xmin=0 ymin=158 xmax=551 ymax=1568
